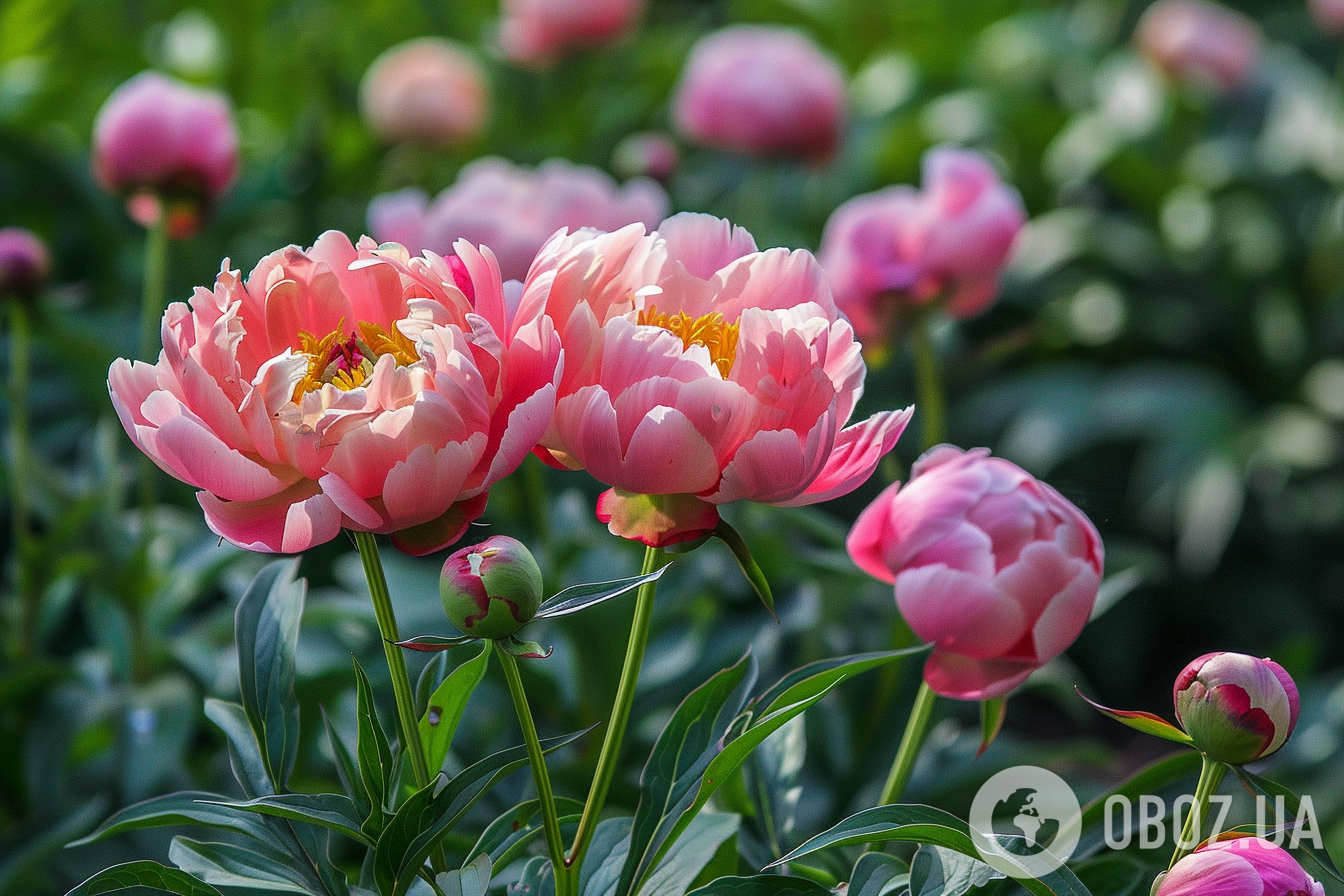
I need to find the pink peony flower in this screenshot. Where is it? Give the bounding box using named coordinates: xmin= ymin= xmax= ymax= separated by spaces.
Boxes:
xmin=818 ymin=146 xmax=1026 ymax=349
xmin=1311 ymin=0 xmax=1344 ymax=34
xmin=108 ymin=231 xmax=560 ymax=555
xmin=1156 ymin=838 xmax=1324 ymax=896
xmin=359 ymin=37 xmax=490 ymax=147
xmin=672 ymin=25 xmax=848 ymax=162
xmin=521 ymin=212 xmax=913 ymax=547
xmin=1174 ymin=652 xmax=1300 ymax=765
xmin=366 ymin=157 xmax=668 ymax=282
xmin=847 ymin=446 xmax=1103 ymax=700
xmin=0 ymin=227 xmax=50 ymax=301
xmin=92 ymin=71 xmax=238 ymax=237
xmin=498 ymin=0 xmax=644 ymax=67
xmin=1134 ymin=0 xmax=1261 ymax=91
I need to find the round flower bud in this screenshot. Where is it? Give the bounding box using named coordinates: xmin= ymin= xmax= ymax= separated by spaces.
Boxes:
xmin=440 ymin=536 xmax=543 ymax=640
xmin=359 ymin=37 xmax=490 ymax=148
xmin=0 ymin=227 xmax=50 ymax=301
xmin=1174 ymin=652 xmax=1300 ymax=765
xmin=611 ymin=132 xmax=680 ymax=183
xmin=1155 ymin=837 xmax=1324 ymax=896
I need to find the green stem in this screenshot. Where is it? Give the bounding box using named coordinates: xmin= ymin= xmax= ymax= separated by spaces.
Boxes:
xmin=565 ymin=544 xmax=662 ymax=879
xmin=7 ymin=303 xmax=33 ymax=659
xmin=496 ymin=642 xmax=570 ymax=895
xmin=1169 ymin=754 xmax=1228 ymax=868
xmin=878 ymin=681 xmax=938 ymax=806
xmin=911 ymin=312 xmax=945 ymax=450
xmin=137 ymin=205 xmax=169 ymax=513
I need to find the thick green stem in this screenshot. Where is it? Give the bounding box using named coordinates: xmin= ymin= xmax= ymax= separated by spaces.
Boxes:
xmin=497 ymin=642 xmax=571 ymax=895
xmin=137 ymin=206 xmax=170 ymax=513
xmin=7 ymin=303 xmax=33 ymax=658
xmin=565 ymin=544 xmax=661 ymax=878
xmin=911 ymin=312 xmax=945 ymax=450
xmin=878 ymin=681 xmax=939 ymax=806
xmin=1169 ymin=754 xmax=1228 ymax=868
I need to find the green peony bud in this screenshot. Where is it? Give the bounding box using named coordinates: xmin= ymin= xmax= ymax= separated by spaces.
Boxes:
xmin=440 ymin=536 xmax=543 ymax=640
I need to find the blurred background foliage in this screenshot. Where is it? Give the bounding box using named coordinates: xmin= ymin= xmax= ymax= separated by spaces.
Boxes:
xmin=3 ymin=0 xmax=1344 ymax=893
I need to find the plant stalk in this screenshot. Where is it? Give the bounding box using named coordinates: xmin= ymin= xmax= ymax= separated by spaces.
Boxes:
xmin=878 ymin=680 xmax=939 ymax=806
xmin=7 ymin=302 xmax=33 ymax=658
xmin=911 ymin=311 xmax=945 ymax=450
xmin=1169 ymin=753 xmax=1228 ymax=868
xmin=137 ymin=204 xmax=170 ymax=513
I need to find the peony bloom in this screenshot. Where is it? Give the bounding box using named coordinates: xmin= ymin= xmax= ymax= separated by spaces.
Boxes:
xmin=366 ymin=157 xmax=668 ymax=282
xmin=521 ymin=212 xmax=912 ymax=547
xmin=359 ymin=37 xmax=490 ymax=147
xmin=672 ymin=26 xmax=848 ymax=162
xmin=612 ymin=132 xmax=680 ymax=183
xmin=818 ymin=146 xmax=1026 ymax=350
xmin=92 ymin=71 xmax=238 ymax=238
xmin=108 ymin=231 xmax=560 ymax=555
xmin=847 ymin=446 xmax=1103 ymax=700
xmin=1134 ymin=0 xmax=1261 ymax=91
xmin=440 ymin=535 xmax=543 ymax=640
xmin=1174 ymin=652 xmax=1300 ymax=765
xmin=0 ymin=227 xmax=50 ymax=301
xmin=1155 ymin=838 xmax=1324 ymax=896
xmin=498 ymin=0 xmax=644 ymax=67
xmin=1311 ymin=0 xmax=1344 ymax=35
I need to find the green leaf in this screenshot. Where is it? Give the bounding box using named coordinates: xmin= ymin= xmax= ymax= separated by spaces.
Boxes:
xmin=167 ymin=837 xmax=315 ymax=894
xmin=1075 ymin=689 xmax=1194 ymax=746
xmin=746 ymin=715 xmax=805 ymax=860
xmin=1076 ymin=751 xmax=1201 ymax=860
xmin=467 ymin=798 xmax=585 ymax=874
xmin=510 ymin=856 xmax=555 ymax=896
xmin=1233 ymin=767 xmax=1344 ymax=883
xmin=419 ymin=641 xmax=490 ymax=775
xmin=393 ymin=635 xmax=480 ymax=653
xmin=204 ymin=698 xmax=274 ymax=798
xmin=532 ymin=566 xmax=671 ymax=620
xmin=65 ymin=861 xmax=220 ymax=896
xmin=909 ymin=845 xmax=1002 ymax=896
xmin=640 ymin=813 xmax=739 ymax=896
xmin=436 ymin=853 xmax=491 ymax=896
xmin=751 ymin=648 xmax=929 ymax=717
xmin=498 ymin=635 xmax=552 ymax=659
xmin=352 ymin=658 xmax=393 ymax=833
xmin=322 ymin=709 xmax=372 ymax=824
xmin=846 ymin=852 xmax=908 ymax=896
xmin=235 ymin=560 xmax=305 ymax=790
xmin=685 ymin=875 xmax=831 ymax=896
xmin=67 ymin=791 xmax=260 ymax=847
xmin=580 ymin=817 xmax=633 ymax=896
xmin=979 ymin=698 xmax=1007 ymax=757
xmin=1072 ymin=855 xmax=1148 ymax=896
xmin=712 ymin=520 xmax=774 ymax=618
xmin=201 ymin=794 xmax=369 ymax=846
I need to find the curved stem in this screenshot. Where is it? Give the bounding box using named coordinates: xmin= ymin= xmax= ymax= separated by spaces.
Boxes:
xmin=496 ymin=642 xmax=570 ymax=895
xmin=911 ymin=312 xmax=945 ymax=451
xmin=565 ymin=544 xmax=661 ymax=878
xmin=878 ymin=681 xmax=938 ymax=806
xmin=1169 ymin=754 xmax=1228 ymax=868
xmin=7 ymin=303 xmax=33 ymax=659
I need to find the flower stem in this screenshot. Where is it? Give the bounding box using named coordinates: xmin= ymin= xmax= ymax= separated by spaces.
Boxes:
xmin=878 ymin=681 xmax=938 ymax=806
xmin=137 ymin=205 xmax=169 ymax=513
xmin=565 ymin=544 xmax=662 ymax=879
xmin=911 ymin=312 xmax=945 ymax=450
xmin=1169 ymin=754 xmax=1228 ymax=868
xmin=7 ymin=302 xmax=34 ymax=659
xmin=496 ymin=641 xmax=570 ymax=895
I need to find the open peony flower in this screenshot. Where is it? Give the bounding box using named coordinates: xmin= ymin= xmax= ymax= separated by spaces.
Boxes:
xmin=108 ymin=231 xmax=560 ymax=555
xmin=520 ymin=212 xmax=912 ymax=546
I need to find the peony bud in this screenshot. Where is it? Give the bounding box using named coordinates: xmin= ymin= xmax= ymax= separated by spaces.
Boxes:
xmin=611 ymin=132 xmax=680 ymax=183
xmin=498 ymin=0 xmax=645 ymax=68
xmin=1173 ymin=652 xmax=1299 ymax=764
xmin=359 ymin=37 xmax=490 ymax=148
xmin=0 ymin=227 xmax=50 ymax=301
xmin=440 ymin=536 xmax=543 ymax=640
xmin=1134 ymin=0 xmax=1261 ymax=92
xmin=1155 ymin=837 xmax=1324 ymax=896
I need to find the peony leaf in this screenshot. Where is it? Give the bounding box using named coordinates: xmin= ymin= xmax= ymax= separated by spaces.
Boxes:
xmin=1076 ymin=688 xmax=1194 ymax=745
xmin=532 ymin=566 xmax=670 ymax=620
xmin=979 ymin=697 xmax=1008 ymax=757
xmin=713 ymin=519 xmax=774 ymax=618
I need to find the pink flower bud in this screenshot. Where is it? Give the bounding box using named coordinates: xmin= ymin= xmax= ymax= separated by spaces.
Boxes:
xmin=1155 ymin=837 xmax=1324 ymax=896
xmin=1311 ymin=0 xmax=1344 ymax=35
xmin=92 ymin=72 xmax=238 ymax=235
xmin=1134 ymin=0 xmax=1261 ymax=92
xmin=440 ymin=536 xmax=543 ymax=640
xmin=1173 ymin=652 xmax=1300 ymax=764
xmin=612 ymin=132 xmax=680 ymax=183
xmin=819 ymin=146 xmax=1026 ymax=349
xmin=672 ymin=25 xmax=848 ymax=163
xmin=847 ymin=446 xmax=1103 ymax=700
xmin=0 ymin=227 xmax=50 ymax=301
xmin=359 ymin=37 xmax=490 ymax=148
xmin=498 ymin=0 xmax=644 ymax=68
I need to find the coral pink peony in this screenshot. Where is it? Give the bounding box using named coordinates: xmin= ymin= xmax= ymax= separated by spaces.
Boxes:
xmin=847 ymin=446 xmax=1103 ymax=700
xmin=1311 ymin=0 xmax=1344 ymax=34
xmin=366 ymin=157 xmax=668 ymax=282
xmin=359 ymin=37 xmax=490 ymax=147
xmin=92 ymin=71 xmax=238 ymax=237
xmin=521 ymin=212 xmax=913 ymax=547
xmin=672 ymin=26 xmax=848 ymax=162
xmin=819 ymin=146 xmax=1026 ymax=349
xmin=498 ymin=0 xmax=644 ymax=67
xmin=1155 ymin=838 xmax=1324 ymax=896
xmin=108 ymin=231 xmax=560 ymax=555
xmin=1134 ymin=0 xmax=1261 ymax=91
xmin=1174 ymin=652 xmax=1300 ymax=764
xmin=0 ymin=227 xmax=50 ymax=301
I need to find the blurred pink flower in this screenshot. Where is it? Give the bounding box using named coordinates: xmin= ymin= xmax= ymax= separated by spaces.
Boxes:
xmin=0 ymin=227 xmax=50 ymax=300
xmin=498 ymin=0 xmax=644 ymax=67
xmin=92 ymin=71 xmax=238 ymax=237
xmin=612 ymin=132 xmax=680 ymax=183
xmin=366 ymin=157 xmax=668 ymax=282
xmin=672 ymin=25 xmax=848 ymax=162
xmin=359 ymin=37 xmax=490 ymax=147
xmin=1156 ymin=838 xmax=1324 ymax=896
xmin=521 ymin=212 xmax=912 ymax=546
xmin=108 ymin=232 xmax=560 ymax=555
xmin=818 ymin=146 xmax=1026 ymax=349
xmin=1311 ymin=0 xmax=1344 ymax=34
xmin=1174 ymin=652 xmax=1300 ymax=764
xmin=847 ymin=446 xmax=1103 ymax=700
xmin=1135 ymin=0 xmax=1261 ymax=91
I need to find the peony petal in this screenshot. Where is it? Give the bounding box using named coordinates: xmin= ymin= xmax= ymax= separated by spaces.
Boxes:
xmin=199 ymin=484 xmax=342 ymax=553
xmin=778 ymin=406 xmax=913 ymax=506
xmin=922 ymin=651 xmax=1036 ymax=701
xmin=595 ymin=488 xmax=720 ymax=547
xmin=895 ymin=564 xmax=1027 ymax=659
xmin=390 ymin=492 xmax=489 ymax=556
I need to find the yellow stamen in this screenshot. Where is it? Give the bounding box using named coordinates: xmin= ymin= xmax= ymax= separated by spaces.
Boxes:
xmin=637 ymin=304 xmax=740 ymax=377
xmin=291 ymin=318 xmax=419 ymax=402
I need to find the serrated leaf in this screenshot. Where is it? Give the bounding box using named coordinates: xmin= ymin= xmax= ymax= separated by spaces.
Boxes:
xmin=67 ymin=791 xmax=259 ymax=847
xmin=532 ymin=566 xmax=670 ymax=620
xmin=847 ymin=852 xmax=908 ymax=896
xmin=393 ymin=635 xmax=481 ymax=653
xmin=979 ymin=698 xmax=1007 ymax=757
xmin=1233 ymin=767 xmax=1344 ymax=883
xmin=685 ymin=875 xmax=831 ymax=896
xmin=436 ymin=853 xmax=492 ymax=896
xmin=713 ymin=520 xmax=773 ymax=618
xmin=168 ymin=837 xmax=314 ymax=894
xmin=201 ymin=793 xmax=369 ymax=845
xmin=65 ymin=861 xmax=221 ymax=896
xmin=1076 ymin=689 xmax=1194 ymax=746
xmin=235 ymin=560 xmax=305 ymax=789
xmin=420 ymin=641 xmax=490 ymax=775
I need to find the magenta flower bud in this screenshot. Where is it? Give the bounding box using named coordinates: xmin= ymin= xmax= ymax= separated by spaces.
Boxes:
xmin=359 ymin=38 xmax=490 ymax=148
xmin=1135 ymin=0 xmax=1261 ymax=92
xmin=612 ymin=132 xmax=680 ymax=183
xmin=672 ymin=25 xmax=848 ymax=163
xmin=92 ymin=71 xmax=238 ymax=236
xmin=1173 ymin=652 xmax=1300 ymax=764
xmin=440 ymin=536 xmax=543 ymax=640
xmin=1155 ymin=837 xmax=1324 ymax=896
xmin=847 ymin=446 xmax=1104 ymax=701
xmin=498 ymin=0 xmax=644 ymax=68
xmin=1311 ymin=0 xmax=1344 ymax=35
xmin=0 ymin=227 xmax=50 ymax=301
xmin=819 ymin=146 xmax=1026 ymax=351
